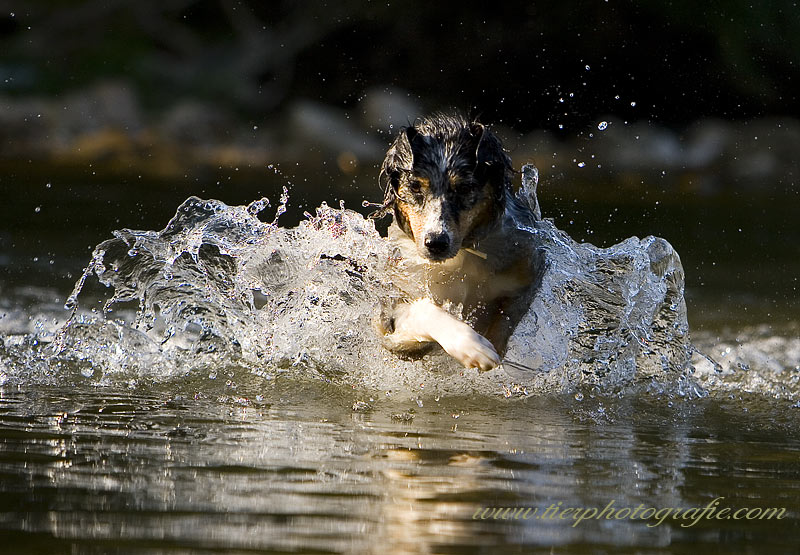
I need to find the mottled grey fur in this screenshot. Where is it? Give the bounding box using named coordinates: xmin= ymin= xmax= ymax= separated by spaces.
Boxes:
xmin=374 ymin=113 xmax=530 ymax=223
xmin=372 ymin=113 xmax=545 ymax=370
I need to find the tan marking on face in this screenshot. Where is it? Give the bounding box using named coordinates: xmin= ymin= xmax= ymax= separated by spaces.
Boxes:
xmin=397 ymin=200 xmax=426 ymax=242
xmin=401 ymin=175 xmax=431 ymax=196
xmin=416 ymin=176 xmax=431 ymax=189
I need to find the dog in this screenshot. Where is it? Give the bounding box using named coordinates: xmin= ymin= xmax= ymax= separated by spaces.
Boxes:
xmin=372 ymin=113 xmax=544 ymax=371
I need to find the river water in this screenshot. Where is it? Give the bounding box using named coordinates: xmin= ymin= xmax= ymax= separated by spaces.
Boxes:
xmin=1 ymin=166 xmax=798 ymax=553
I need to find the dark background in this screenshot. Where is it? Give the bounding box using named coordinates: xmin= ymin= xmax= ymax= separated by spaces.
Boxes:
xmin=2 ymin=0 xmax=798 ymax=126
xmin=1 ymin=0 xmax=798 ymax=329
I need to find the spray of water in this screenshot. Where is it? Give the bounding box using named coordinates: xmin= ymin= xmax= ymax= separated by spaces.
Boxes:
xmin=6 ymin=163 xmax=700 ymax=399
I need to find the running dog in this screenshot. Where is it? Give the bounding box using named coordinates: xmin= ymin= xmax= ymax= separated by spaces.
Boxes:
xmin=372 ymin=113 xmax=544 ymax=371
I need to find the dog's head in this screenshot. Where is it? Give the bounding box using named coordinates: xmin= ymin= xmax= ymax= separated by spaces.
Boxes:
xmin=377 ymin=113 xmax=512 ymax=261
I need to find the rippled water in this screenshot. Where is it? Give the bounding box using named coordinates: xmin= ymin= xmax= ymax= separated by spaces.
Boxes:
xmin=2 ymin=385 xmax=799 ymax=553
xmin=1 ymin=166 xmax=799 ymax=552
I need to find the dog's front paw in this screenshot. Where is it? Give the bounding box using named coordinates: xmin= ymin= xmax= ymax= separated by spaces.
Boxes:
xmin=439 ymin=326 xmax=501 ymax=371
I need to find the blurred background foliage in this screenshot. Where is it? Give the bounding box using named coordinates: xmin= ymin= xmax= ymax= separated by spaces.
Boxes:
xmin=1 ymin=0 xmax=798 ymax=128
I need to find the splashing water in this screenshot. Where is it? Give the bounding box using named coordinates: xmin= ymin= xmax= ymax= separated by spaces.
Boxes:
xmin=2 ymin=165 xmax=716 ymax=397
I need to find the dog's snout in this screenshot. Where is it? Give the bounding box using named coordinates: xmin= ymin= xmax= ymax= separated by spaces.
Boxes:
xmin=424 ymin=232 xmax=450 ymax=256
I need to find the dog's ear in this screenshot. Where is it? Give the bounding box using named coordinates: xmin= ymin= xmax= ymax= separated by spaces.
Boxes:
xmin=373 ymin=126 xmax=417 ymax=219
xmin=472 ymin=124 xmax=503 ymax=166
xmin=468 ymin=122 xmax=485 ymax=143
xmin=459 ymin=122 xmax=484 ymax=162
xmin=472 ymin=125 xmax=512 ymax=192
xmin=389 ymin=126 xmax=418 ymax=169
xmin=404 ymin=125 xmax=419 ymax=147
xmin=380 ymin=126 xmax=416 ymax=188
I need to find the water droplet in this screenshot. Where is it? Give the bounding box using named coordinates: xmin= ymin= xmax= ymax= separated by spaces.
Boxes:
xmin=34 ymin=206 xmax=41 ymax=213
xmin=574 ymin=392 xmax=584 ymax=401
xmin=597 ymin=121 xmax=608 ymax=131
xmin=577 ymin=161 xmax=586 ymax=168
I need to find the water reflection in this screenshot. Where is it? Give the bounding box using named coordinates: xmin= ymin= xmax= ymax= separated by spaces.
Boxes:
xmin=1 ymin=385 xmax=797 ymax=552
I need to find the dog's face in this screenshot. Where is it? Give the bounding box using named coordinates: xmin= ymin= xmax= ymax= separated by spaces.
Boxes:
xmin=380 ymin=114 xmax=510 ymax=261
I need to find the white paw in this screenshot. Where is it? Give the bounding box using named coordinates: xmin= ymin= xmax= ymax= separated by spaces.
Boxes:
xmin=439 ymin=325 xmax=501 ymax=371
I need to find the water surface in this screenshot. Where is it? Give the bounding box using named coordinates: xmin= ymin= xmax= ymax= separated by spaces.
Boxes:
xmin=2 ymin=383 xmax=799 ymax=553
xmin=1 ymin=171 xmax=799 ymax=553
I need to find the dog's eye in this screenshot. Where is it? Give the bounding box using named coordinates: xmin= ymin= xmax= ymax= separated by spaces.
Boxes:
xmin=408 ymin=180 xmax=422 ymax=193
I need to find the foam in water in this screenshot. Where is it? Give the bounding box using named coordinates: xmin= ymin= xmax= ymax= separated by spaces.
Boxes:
xmin=0 ymin=164 xmax=699 ymax=398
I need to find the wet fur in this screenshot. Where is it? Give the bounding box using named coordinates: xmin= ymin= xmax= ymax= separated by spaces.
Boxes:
xmin=373 ymin=113 xmax=544 ymax=371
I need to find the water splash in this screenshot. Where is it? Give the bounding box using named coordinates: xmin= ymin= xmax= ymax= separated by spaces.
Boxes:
xmin=7 ymin=166 xmax=772 ymax=399
xmin=27 ymin=166 xmax=697 ymax=396
xmin=690 ymin=326 xmax=800 ymax=400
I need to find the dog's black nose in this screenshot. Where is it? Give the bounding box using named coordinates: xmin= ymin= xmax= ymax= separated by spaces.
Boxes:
xmin=424 ymin=232 xmax=450 ymax=256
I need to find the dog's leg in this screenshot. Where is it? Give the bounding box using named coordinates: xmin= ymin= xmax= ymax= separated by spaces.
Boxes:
xmin=379 ymin=298 xmax=500 ymax=371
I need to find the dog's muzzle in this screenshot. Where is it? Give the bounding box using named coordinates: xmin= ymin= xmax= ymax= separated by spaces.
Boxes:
xmin=423 ymin=231 xmax=452 ymax=259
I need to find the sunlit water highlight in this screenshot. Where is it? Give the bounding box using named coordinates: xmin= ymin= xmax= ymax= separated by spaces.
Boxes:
xmin=1 ymin=166 xmax=798 ymax=403
xmin=0 ymin=165 xmax=693 ymax=397
xmin=2 ymin=166 xmax=800 ymax=552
